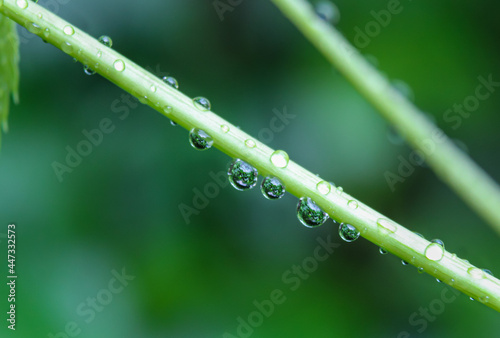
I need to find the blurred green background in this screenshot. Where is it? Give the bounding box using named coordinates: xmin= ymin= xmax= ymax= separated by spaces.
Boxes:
xmin=1 ymin=0 xmax=500 ymax=337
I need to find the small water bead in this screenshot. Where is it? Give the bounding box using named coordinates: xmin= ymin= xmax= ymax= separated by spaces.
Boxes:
xmin=483 ymin=269 xmax=493 ymax=276
xmin=113 ymin=59 xmax=125 ymax=72
xmin=401 ymin=260 xmax=409 ymax=266
xmin=315 ymin=1 xmax=340 ymax=25
xmin=436 ymin=279 xmax=442 ymax=283
xmin=379 ymin=248 xmax=388 ymax=255
xmin=479 ymin=295 xmax=490 ymax=303
xmin=377 ymin=218 xmax=397 ymax=234
xmin=470 ymin=297 xmax=475 ymax=301
xmin=316 ymin=181 xmax=331 ymax=195
xmin=261 ymin=177 xmax=285 ymax=200
xmin=335 ymin=186 xmax=343 ymax=194
xmin=339 ymin=223 xmax=360 ymax=242
xmin=150 ymin=85 xmax=157 ymax=93
xmin=170 ymin=120 xmax=177 ymax=126
xmin=63 ymin=25 xmax=75 ymax=36
xmin=392 ymin=79 xmax=414 ymax=101
xmin=16 ymin=0 xmax=28 ymax=9
xmin=228 ymin=159 xmax=258 ymax=191
xmin=270 ymin=150 xmax=289 ymax=168
xmin=98 ymin=35 xmax=113 ymax=48
xmin=162 ymin=76 xmax=179 ymax=90
xmin=193 ymin=97 xmax=211 ymax=111
xmin=467 ymin=267 xmax=486 ymax=279
xmin=417 ymin=267 xmax=424 ymax=274
xmin=27 ymin=22 xmax=42 ymax=34
xmin=424 ymin=243 xmax=444 ymax=261
xmin=220 ymin=125 xmax=230 ymax=133
xmin=430 ymin=239 xmax=445 ymax=248
xmin=61 ymin=42 xmax=73 ymax=54
xmin=245 ymin=139 xmax=256 ymax=148
xmin=386 ymin=126 xmax=405 ymax=146
xmin=189 ymin=128 xmax=213 ymax=151
xmin=414 ymin=232 xmax=425 ymax=239
xmin=96 ymin=50 xmax=103 ymax=58
xmin=347 ymin=200 xmax=359 ymax=210
xmin=163 ymin=106 xmax=173 ymax=114
xmin=43 ymin=28 xmax=50 ymax=38
xmin=297 ymin=197 xmax=329 ymax=228
xmin=83 ymin=65 xmax=96 ymax=76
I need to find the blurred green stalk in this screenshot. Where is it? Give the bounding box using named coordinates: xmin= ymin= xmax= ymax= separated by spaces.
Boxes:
xmin=271 ymin=0 xmax=500 ymax=236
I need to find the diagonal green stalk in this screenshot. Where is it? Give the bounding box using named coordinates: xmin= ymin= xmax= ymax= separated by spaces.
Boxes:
xmin=271 ymin=0 xmax=500 ymax=236
xmin=1 ymin=0 xmax=500 ymax=311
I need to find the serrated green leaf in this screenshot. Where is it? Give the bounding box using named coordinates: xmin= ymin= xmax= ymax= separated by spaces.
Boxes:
xmin=0 ymin=14 xmax=20 ymax=146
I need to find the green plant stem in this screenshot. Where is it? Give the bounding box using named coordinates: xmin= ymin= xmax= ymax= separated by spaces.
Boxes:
xmin=1 ymin=0 xmax=499 ymax=311
xmin=271 ymin=0 xmax=500 ymax=237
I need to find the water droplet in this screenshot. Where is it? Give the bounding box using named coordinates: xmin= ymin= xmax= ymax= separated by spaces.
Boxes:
xmin=417 ymin=267 xmax=424 ymax=274
xmin=392 ymin=79 xmax=414 ymax=101
xmin=96 ymin=50 xmax=103 ymax=58
xmin=479 ymin=295 xmax=490 ymax=303
xmin=430 ymin=239 xmax=444 ymax=248
xmin=401 ymin=260 xmax=409 ymax=266
xmin=83 ymin=65 xmax=96 ymax=76
xmin=424 ymin=243 xmax=444 ymax=261
xmin=339 ymin=223 xmax=360 ymax=242
xmin=387 ymin=126 xmax=405 ymax=145
xmin=61 ymin=42 xmax=73 ymax=54
xmin=193 ymin=97 xmax=211 ymax=111
xmin=189 ymin=128 xmax=213 ymax=151
xmin=436 ymin=279 xmax=442 ymax=283
xmin=316 ymin=181 xmax=331 ymax=195
xmin=297 ymin=197 xmax=329 ymax=228
xmin=220 ymin=125 xmax=230 ymax=133
xmin=470 ymin=297 xmax=475 ymax=301
xmin=16 ymin=0 xmax=28 ymax=9
xmin=98 ymin=35 xmax=113 ymax=47
xmin=347 ymin=200 xmax=359 ymax=210
xmin=482 ymin=269 xmax=493 ymax=276
xmin=335 ymin=186 xmax=343 ymax=194
xmin=162 ymin=76 xmax=179 ymax=89
xmin=170 ymin=120 xmax=177 ymax=126
xmin=261 ymin=177 xmax=285 ymax=200
xmin=270 ymin=150 xmax=289 ymax=168
xmin=163 ymin=106 xmax=173 ymax=114
xmin=414 ymin=232 xmax=425 ymax=239
xmin=245 ymin=139 xmax=256 ymax=148
xmin=43 ymin=28 xmax=50 ymax=38
xmin=379 ymin=248 xmax=387 ymax=255
xmin=467 ymin=267 xmax=486 ymax=279
xmin=113 ymin=60 xmax=125 ymax=72
xmin=63 ymin=25 xmax=75 ymax=36
xmin=228 ymin=159 xmax=258 ymax=191
xmin=377 ymin=218 xmax=397 ymax=234
xmin=315 ymin=1 xmax=340 ymax=25
xmin=150 ymin=85 xmax=157 ymax=93
xmin=27 ymin=22 xmax=42 ymax=34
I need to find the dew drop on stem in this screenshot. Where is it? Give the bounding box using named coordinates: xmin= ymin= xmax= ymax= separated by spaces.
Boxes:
xmin=339 ymin=223 xmax=360 ymax=242
xmin=261 ymin=177 xmax=285 ymax=200
xmin=228 ymin=159 xmax=258 ymax=191
xmin=296 ymin=197 xmax=329 ymax=228
xmin=189 ymin=128 xmax=213 ymax=151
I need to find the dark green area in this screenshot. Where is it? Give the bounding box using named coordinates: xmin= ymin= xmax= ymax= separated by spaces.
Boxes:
xmin=1 ymin=0 xmax=499 ymax=337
